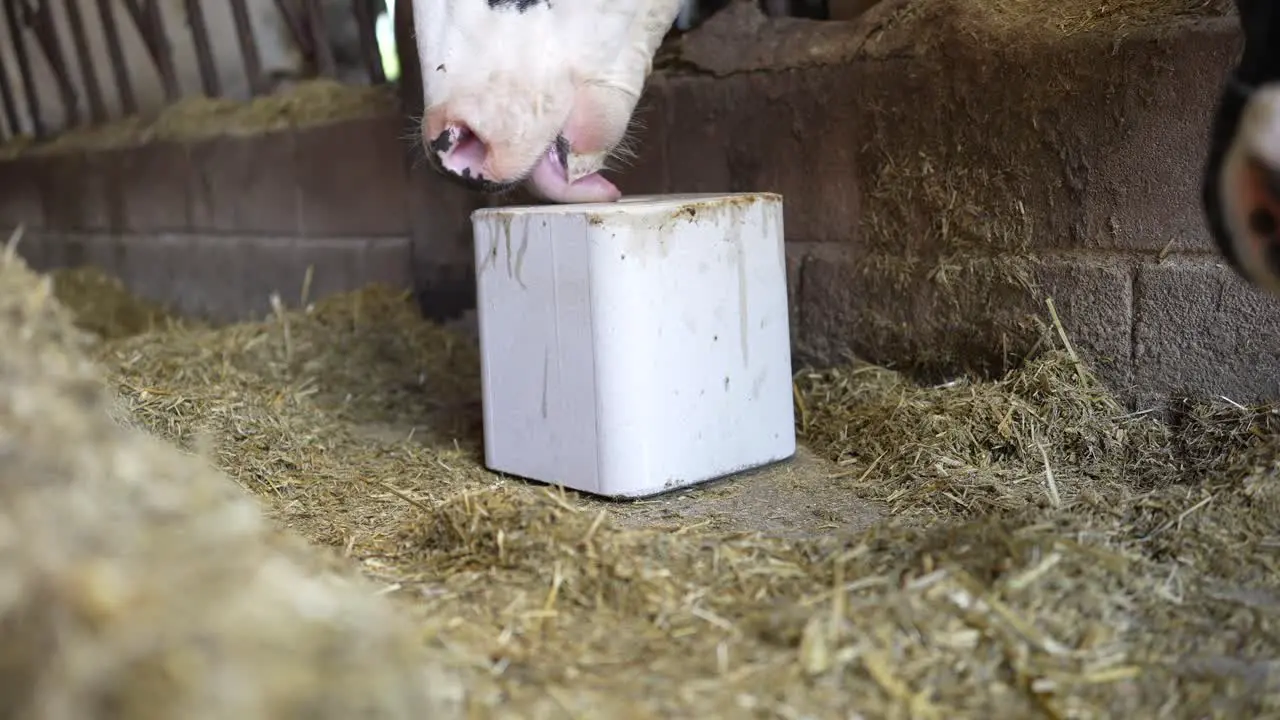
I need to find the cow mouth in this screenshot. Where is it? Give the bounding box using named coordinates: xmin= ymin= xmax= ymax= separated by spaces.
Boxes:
xmin=523 ymin=135 xmax=621 ymax=204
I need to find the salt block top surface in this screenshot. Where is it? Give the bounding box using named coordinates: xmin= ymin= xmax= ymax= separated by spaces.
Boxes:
xmin=470 ymin=192 xmax=782 ymax=221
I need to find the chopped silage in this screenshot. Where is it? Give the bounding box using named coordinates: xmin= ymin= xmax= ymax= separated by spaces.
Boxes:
xmin=33 ymin=256 xmax=1279 ymax=718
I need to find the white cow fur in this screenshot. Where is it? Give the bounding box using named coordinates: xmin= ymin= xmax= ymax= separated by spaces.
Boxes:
xmin=411 ymin=0 xmax=682 ymax=199
xmin=0 ymin=0 xmax=373 ymax=138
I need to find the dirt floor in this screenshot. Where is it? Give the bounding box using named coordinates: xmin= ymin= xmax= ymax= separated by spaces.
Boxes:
xmin=11 ymin=255 xmax=1274 ymax=719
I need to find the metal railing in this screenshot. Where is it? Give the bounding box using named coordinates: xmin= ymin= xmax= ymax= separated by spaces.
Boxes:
xmin=0 ymin=0 xmax=392 ymax=142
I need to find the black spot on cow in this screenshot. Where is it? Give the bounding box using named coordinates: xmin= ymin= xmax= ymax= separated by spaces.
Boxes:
xmin=445 ymin=166 xmax=516 ymax=194
xmin=429 ymin=130 xmax=455 ymax=154
xmin=487 ymin=0 xmax=548 ymax=11
xmin=553 ymin=135 xmax=570 ymax=174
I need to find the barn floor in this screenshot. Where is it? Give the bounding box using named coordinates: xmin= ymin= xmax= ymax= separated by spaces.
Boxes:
xmin=26 ymin=259 xmax=1280 ymax=718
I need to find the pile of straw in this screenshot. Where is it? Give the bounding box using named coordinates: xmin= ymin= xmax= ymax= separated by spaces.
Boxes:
xmin=0 ymin=241 xmax=467 ymax=719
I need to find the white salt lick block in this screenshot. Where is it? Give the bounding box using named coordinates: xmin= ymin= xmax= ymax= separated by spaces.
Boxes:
xmin=472 ymin=192 xmax=797 ymax=499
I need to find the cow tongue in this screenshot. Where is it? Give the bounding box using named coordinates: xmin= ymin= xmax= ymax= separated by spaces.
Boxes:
xmin=525 ymin=147 xmax=620 ymax=204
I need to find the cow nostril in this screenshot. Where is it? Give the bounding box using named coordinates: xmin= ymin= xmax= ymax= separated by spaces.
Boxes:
xmin=430 ymin=123 xmax=481 ymax=159
xmin=430 ymin=123 xmax=490 ymax=179
xmin=428 ymin=126 xmax=458 ymax=155
xmin=424 ymin=122 xmax=514 ymax=193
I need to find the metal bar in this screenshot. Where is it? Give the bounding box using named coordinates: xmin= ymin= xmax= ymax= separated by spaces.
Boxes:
xmin=119 ymin=0 xmax=178 ymax=101
xmin=27 ymin=0 xmax=81 ymax=127
xmin=0 ymin=0 xmax=399 ymax=139
xmin=228 ymin=0 xmax=266 ymax=95
xmin=141 ymin=0 xmax=179 ymax=100
xmin=184 ymin=0 xmax=221 ymax=96
xmin=352 ymin=0 xmax=384 ymax=84
xmin=392 ymin=0 xmax=421 ymax=119
xmin=64 ymin=0 xmax=107 ymax=123
xmin=304 ymin=0 xmax=336 ymax=78
xmin=273 ymin=0 xmax=312 ymax=59
xmin=0 ymin=38 xmax=22 ymax=138
xmin=96 ymin=0 xmax=138 ymax=115
xmin=5 ymin=0 xmax=44 ymax=137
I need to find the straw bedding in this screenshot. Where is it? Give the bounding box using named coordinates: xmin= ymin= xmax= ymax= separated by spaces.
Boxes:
xmin=0 ymin=239 xmax=467 ymax=720
xmin=10 ymin=247 xmax=1273 ymax=718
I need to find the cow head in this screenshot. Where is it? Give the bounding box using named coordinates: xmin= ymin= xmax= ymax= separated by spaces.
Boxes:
xmin=1203 ymin=0 xmax=1280 ymax=295
xmin=405 ymin=0 xmax=682 ymax=203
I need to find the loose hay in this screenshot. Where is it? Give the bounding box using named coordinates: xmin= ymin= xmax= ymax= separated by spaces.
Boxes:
xmin=36 ymin=255 xmax=1279 ymax=717
xmin=0 ymin=79 xmax=397 ymax=159
xmin=47 ymin=266 xmax=187 ymax=340
xmin=0 ymin=244 xmax=468 ymax=717
xmin=792 ymin=343 xmax=1175 ymax=521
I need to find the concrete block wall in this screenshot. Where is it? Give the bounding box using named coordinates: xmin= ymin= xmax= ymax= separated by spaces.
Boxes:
xmin=0 ymin=9 xmax=1276 ymax=410
xmin=614 ymin=10 xmax=1278 ymax=409
xmin=0 ymin=107 xmax=485 ymax=325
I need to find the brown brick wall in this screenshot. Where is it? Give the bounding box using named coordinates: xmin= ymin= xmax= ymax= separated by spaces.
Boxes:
xmin=624 ymin=13 xmax=1273 ymax=409
xmin=0 ymin=13 xmax=1273 ymax=409
xmin=0 ymin=110 xmax=484 ymax=323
